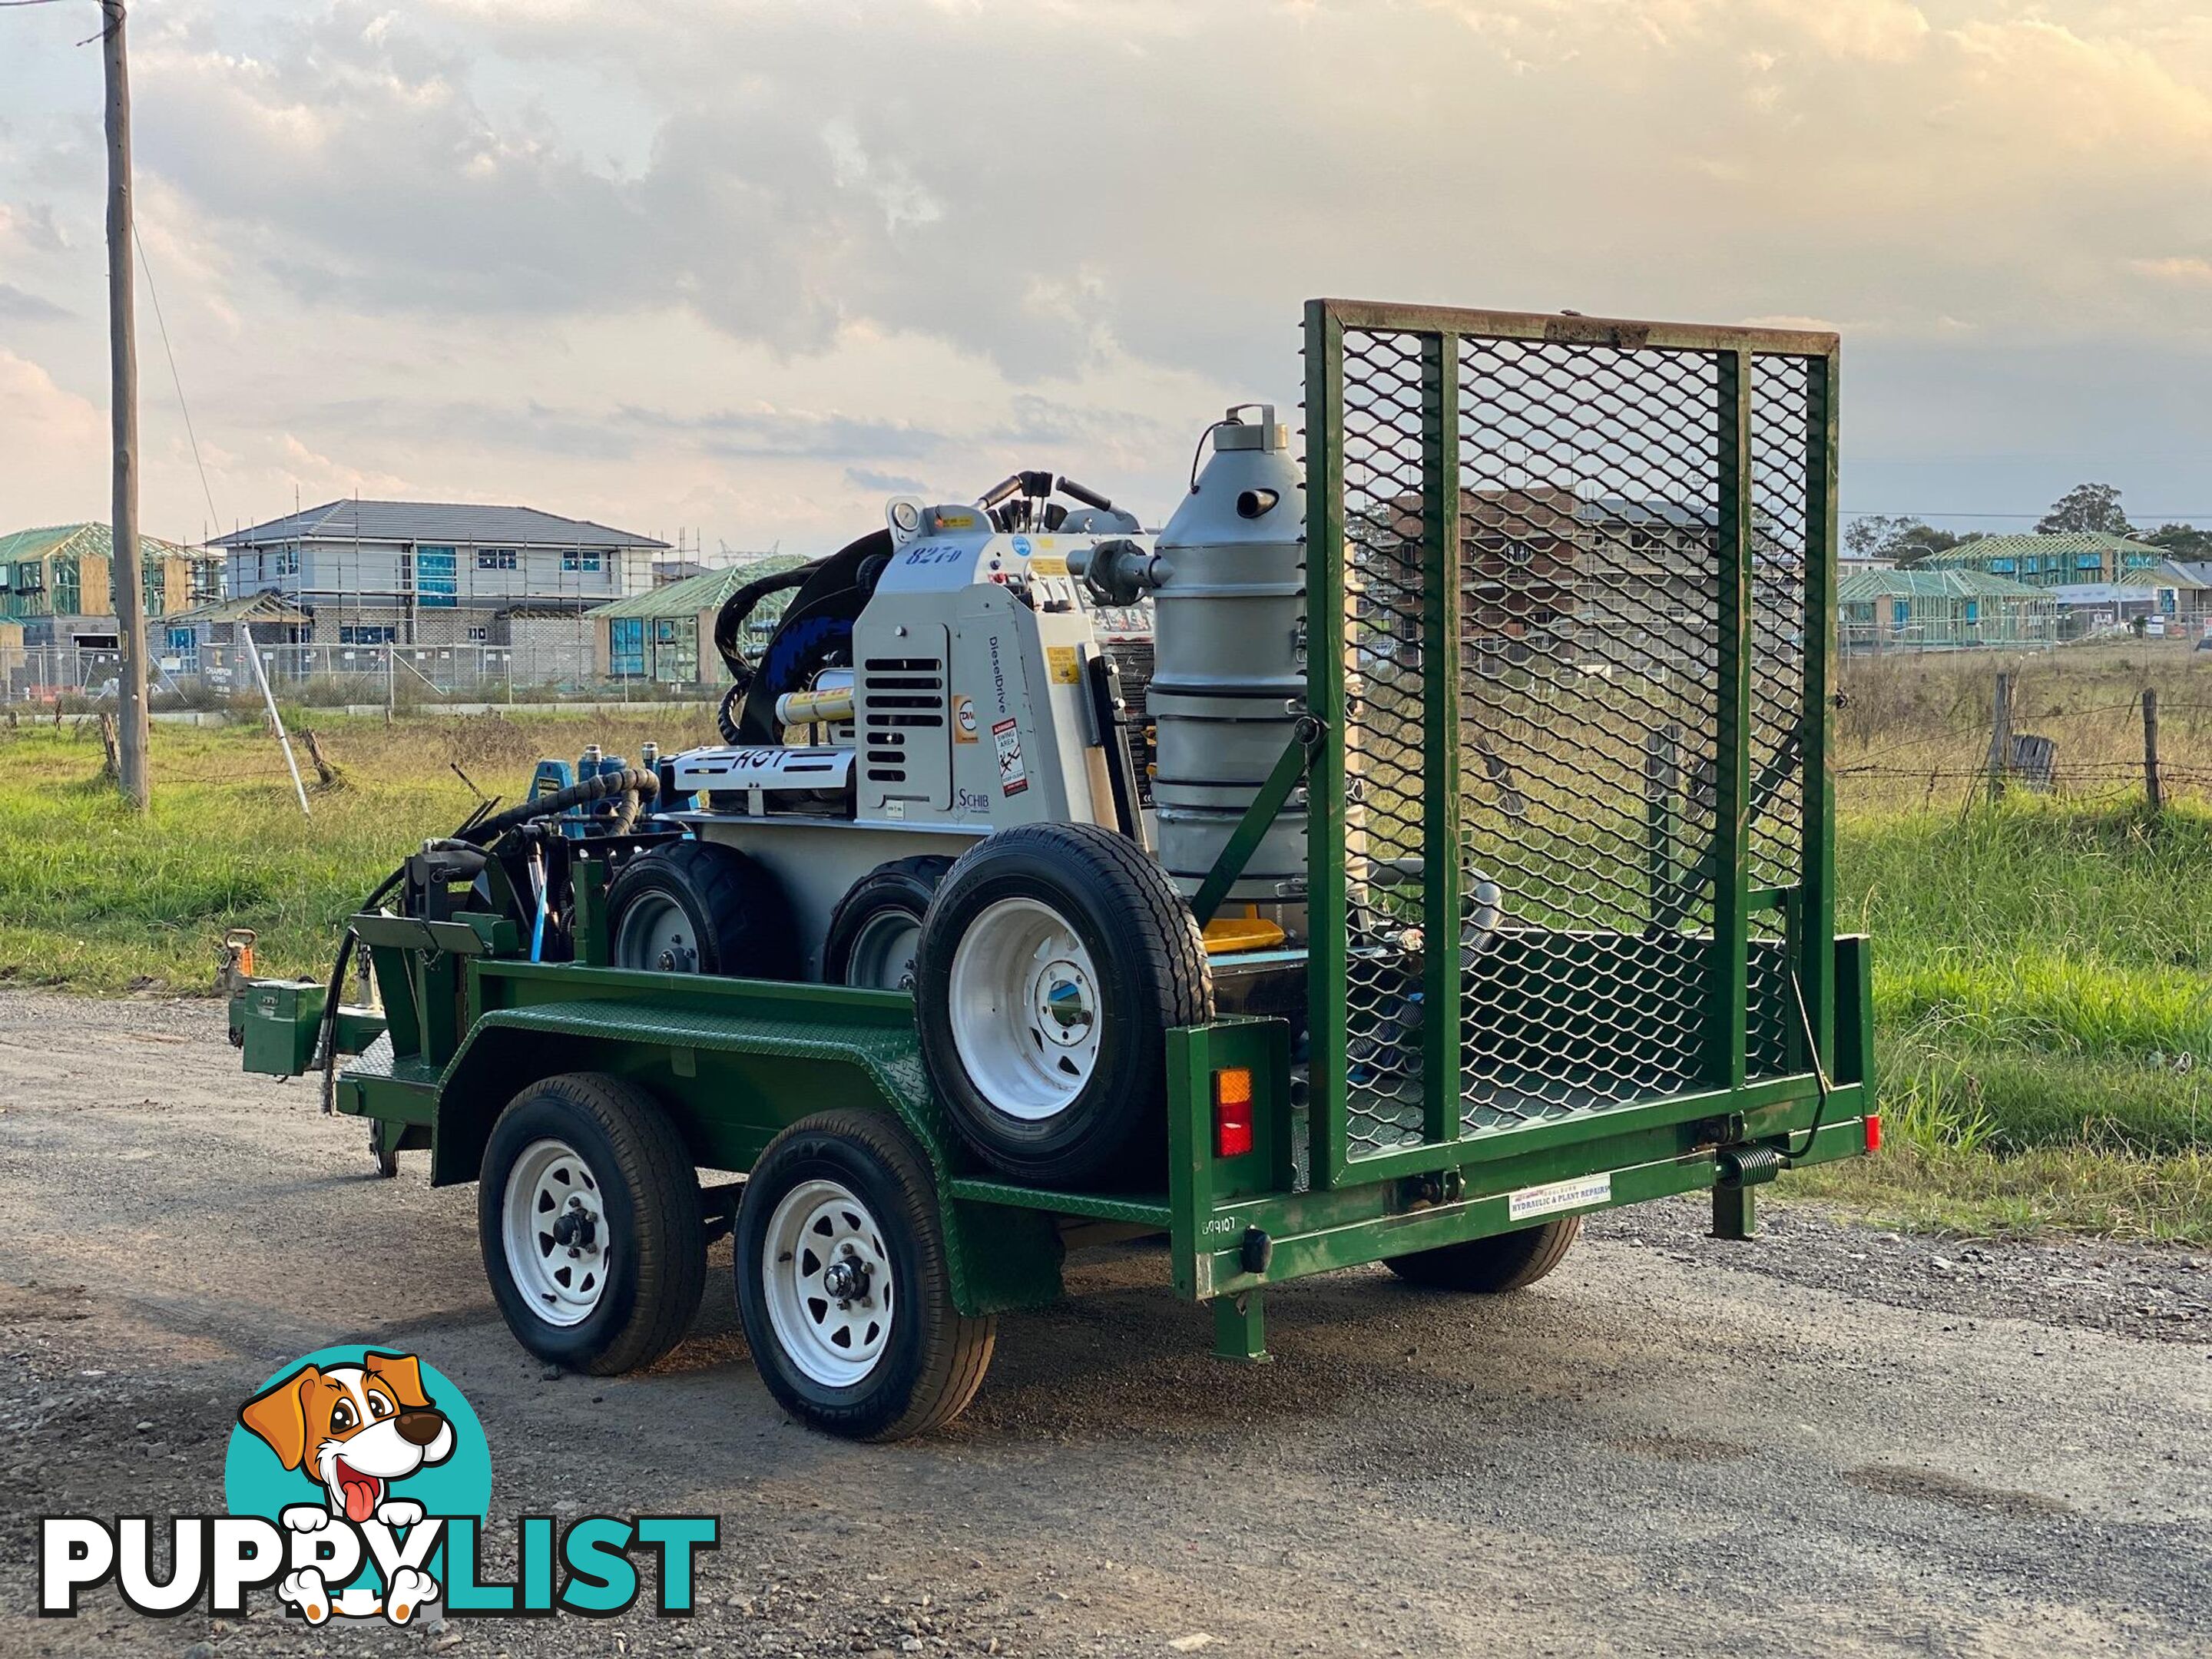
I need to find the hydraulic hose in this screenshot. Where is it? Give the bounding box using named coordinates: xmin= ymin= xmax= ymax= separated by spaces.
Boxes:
xmin=712 ymin=562 xmax=822 ymax=687
xmin=460 ymin=767 xmax=658 ymax=843
xmin=311 ymin=768 xmax=659 ymax=1111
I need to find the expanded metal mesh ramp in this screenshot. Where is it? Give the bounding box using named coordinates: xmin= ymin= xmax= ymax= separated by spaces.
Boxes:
xmin=1303 ymin=303 xmax=1839 ymax=1188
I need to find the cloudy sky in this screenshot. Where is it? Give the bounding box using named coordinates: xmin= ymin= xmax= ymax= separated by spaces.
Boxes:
xmin=2 ymin=0 xmax=2210 ymax=554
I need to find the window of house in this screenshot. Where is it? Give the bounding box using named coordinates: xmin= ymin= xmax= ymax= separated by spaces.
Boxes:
xmin=339 ymin=625 xmax=398 ymax=645
xmin=1963 ymin=600 xmax=1979 ymax=624
xmin=562 ymin=551 xmax=604 ymax=574
xmin=467 ymin=625 xmax=489 ymax=644
xmin=166 ymin=626 xmax=197 ymax=661
xmin=416 ymin=546 xmax=459 ymax=608
xmin=2077 ymin=555 xmax=2102 ymax=571
xmin=653 ymin=617 xmax=699 ymax=681
xmin=1989 ymin=558 xmax=2015 ymax=573
xmin=477 ymin=548 xmax=518 ymax=570
xmin=609 ymin=617 xmax=645 ymax=677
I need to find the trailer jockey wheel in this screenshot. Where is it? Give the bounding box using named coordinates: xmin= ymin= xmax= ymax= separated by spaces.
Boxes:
xmin=369 ymin=1118 xmax=399 ymax=1179
xmin=1384 ymin=1216 xmax=1583 ymax=1293
xmin=823 ymin=856 xmax=953 ymax=991
xmin=478 ymin=1073 xmax=707 ymax=1376
xmin=734 ymin=1111 xmax=995 ymax=1441
xmin=606 ymin=840 xmax=796 ymax=979
xmin=916 ymin=823 xmax=1212 ymax=1189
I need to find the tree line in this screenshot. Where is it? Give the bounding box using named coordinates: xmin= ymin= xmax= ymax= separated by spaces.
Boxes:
xmin=1846 ymin=482 xmax=2211 ymax=566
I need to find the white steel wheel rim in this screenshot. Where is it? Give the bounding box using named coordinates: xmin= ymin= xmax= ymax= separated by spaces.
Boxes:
xmin=946 ymin=896 xmax=1103 ymax=1122
xmin=615 ymin=892 xmax=699 ymax=973
xmin=503 ymin=1138 xmax=611 ymax=1328
xmin=846 ymin=908 xmax=924 ymax=992
xmin=761 ymin=1178 xmax=896 ymax=1388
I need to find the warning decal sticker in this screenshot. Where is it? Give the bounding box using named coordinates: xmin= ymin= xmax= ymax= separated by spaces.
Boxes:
xmin=992 ymin=717 xmax=1028 ymax=796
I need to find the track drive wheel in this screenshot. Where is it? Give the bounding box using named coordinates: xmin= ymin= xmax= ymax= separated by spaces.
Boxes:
xmin=606 ymin=838 xmax=795 ymax=978
xmin=478 ymin=1072 xmax=707 ymax=1376
xmin=916 ymin=822 xmax=1211 ymax=1189
xmin=1385 ymin=1217 xmax=1582 ymax=1293
xmin=734 ymin=1111 xmax=995 ymax=1441
xmin=823 ymin=856 xmax=953 ymax=991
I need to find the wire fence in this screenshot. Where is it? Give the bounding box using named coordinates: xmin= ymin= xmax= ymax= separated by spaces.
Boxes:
xmin=1835 ymin=671 xmax=2212 ymax=813
xmin=0 ymin=638 xmax=729 ymax=710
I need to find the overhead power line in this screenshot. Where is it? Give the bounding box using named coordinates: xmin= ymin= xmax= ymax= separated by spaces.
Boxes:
xmin=133 ymin=220 xmax=223 ymax=534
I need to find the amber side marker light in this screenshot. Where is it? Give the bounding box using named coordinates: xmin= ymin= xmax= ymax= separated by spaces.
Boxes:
xmin=1213 ymin=1067 xmax=1253 ymax=1158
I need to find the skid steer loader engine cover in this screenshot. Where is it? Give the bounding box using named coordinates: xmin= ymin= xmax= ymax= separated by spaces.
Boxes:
xmin=669 ymin=472 xmax=1155 ymax=841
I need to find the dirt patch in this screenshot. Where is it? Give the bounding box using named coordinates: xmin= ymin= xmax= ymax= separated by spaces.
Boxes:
xmin=1846 ymin=1463 xmax=2077 ymax=1518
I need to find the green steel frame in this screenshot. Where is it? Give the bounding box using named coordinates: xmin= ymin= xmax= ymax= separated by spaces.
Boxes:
xmin=1301 ymin=298 xmax=1845 ymax=1194
xmin=233 ymin=297 xmax=1865 ymax=1361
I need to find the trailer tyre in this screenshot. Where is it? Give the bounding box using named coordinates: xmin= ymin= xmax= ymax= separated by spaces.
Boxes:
xmin=735 ymin=1111 xmax=995 ymax=1441
xmin=916 ymin=822 xmax=1212 ymax=1188
xmin=1384 ymin=1216 xmax=1582 ymax=1293
xmin=478 ymin=1073 xmax=707 ymax=1376
xmin=823 ymin=856 xmax=953 ymax=992
xmin=607 ymin=839 xmax=795 ymax=979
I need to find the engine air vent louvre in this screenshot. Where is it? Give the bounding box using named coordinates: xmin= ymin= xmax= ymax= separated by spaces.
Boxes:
xmin=861 ymin=654 xmax=945 ymax=785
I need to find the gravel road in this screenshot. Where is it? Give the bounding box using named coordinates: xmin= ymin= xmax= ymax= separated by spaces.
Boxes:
xmin=2 ymin=988 xmax=2207 ymax=1657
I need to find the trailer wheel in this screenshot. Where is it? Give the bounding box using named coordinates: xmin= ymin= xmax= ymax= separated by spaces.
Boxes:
xmin=916 ymin=822 xmax=1212 ymax=1188
xmin=478 ymin=1073 xmax=707 ymax=1376
xmin=734 ymin=1111 xmax=995 ymax=1441
xmin=607 ymin=839 xmax=795 ymax=979
xmin=1384 ymin=1216 xmax=1582 ymax=1293
xmin=823 ymin=856 xmax=953 ymax=991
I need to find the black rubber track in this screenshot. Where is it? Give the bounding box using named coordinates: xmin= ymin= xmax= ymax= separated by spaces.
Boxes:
xmin=478 ymin=1071 xmax=707 ymax=1376
xmin=734 ymin=1109 xmax=995 ymax=1441
xmin=604 ymin=837 xmax=796 ymax=979
xmin=1385 ymin=1215 xmax=1583 ymax=1293
xmin=916 ymin=821 xmax=1211 ymax=1188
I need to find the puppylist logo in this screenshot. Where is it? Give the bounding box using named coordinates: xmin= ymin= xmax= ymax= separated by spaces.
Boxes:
xmin=41 ymin=1346 xmax=717 ymax=1624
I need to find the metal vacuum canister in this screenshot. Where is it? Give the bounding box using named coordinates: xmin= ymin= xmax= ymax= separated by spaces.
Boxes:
xmin=1147 ymin=406 xmax=1307 ymax=899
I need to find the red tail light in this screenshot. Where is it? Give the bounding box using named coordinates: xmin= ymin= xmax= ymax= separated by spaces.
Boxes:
xmin=1865 ymin=1113 xmax=1883 ymax=1154
xmin=1213 ymin=1068 xmax=1253 ymax=1158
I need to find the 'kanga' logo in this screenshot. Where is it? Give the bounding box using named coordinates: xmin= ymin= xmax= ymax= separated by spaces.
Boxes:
xmin=41 ymin=1346 xmax=717 ymax=1623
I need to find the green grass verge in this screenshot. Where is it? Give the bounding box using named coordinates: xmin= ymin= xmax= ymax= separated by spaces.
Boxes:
xmin=2 ymin=714 xmax=2205 ymax=1240
xmin=0 ymin=712 xmax=714 ymax=993
xmin=1816 ymin=793 xmax=2212 ymax=1239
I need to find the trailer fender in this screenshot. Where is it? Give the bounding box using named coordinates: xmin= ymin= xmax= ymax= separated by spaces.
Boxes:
xmin=429 ymin=1003 xmax=1062 ymax=1318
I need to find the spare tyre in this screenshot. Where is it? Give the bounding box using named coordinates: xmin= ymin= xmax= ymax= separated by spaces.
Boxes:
xmin=606 ymin=839 xmax=796 ymax=979
xmin=915 ymin=822 xmax=1211 ymax=1188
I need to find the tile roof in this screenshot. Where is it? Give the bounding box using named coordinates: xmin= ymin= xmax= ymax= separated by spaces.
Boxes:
xmin=210 ymin=501 xmax=668 ymax=551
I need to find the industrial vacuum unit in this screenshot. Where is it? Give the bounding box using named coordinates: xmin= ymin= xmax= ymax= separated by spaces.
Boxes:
xmin=233 ymin=300 xmax=1876 ymax=1442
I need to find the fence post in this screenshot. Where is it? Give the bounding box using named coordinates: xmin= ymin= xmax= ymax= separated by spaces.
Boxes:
xmin=2144 ymin=687 xmax=2163 ymax=813
xmin=1985 ymin=671 xmax=2012 ymax=803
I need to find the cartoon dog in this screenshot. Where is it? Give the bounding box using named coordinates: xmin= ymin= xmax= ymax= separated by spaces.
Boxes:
xmin=237 ymin=1351 xmax=454 ymax=1625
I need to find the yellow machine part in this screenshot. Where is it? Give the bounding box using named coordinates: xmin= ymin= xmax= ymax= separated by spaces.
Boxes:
xmin=1200 ymin=910 xmax=1288 ymax=955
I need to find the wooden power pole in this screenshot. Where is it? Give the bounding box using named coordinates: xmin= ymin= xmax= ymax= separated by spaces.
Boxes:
xmin=103 ymin=0 xmax=150 ymax=810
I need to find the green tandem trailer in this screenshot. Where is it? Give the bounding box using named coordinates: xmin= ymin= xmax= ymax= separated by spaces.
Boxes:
xmin=233 ymin=300 xmax=1875 ymax=1441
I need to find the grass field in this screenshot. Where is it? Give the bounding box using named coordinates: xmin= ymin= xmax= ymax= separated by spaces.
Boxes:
xmin=3 ymin=656 xmax=2209 ymax=1243
xmin=0 ymin=708 xmax=718 ymax=992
